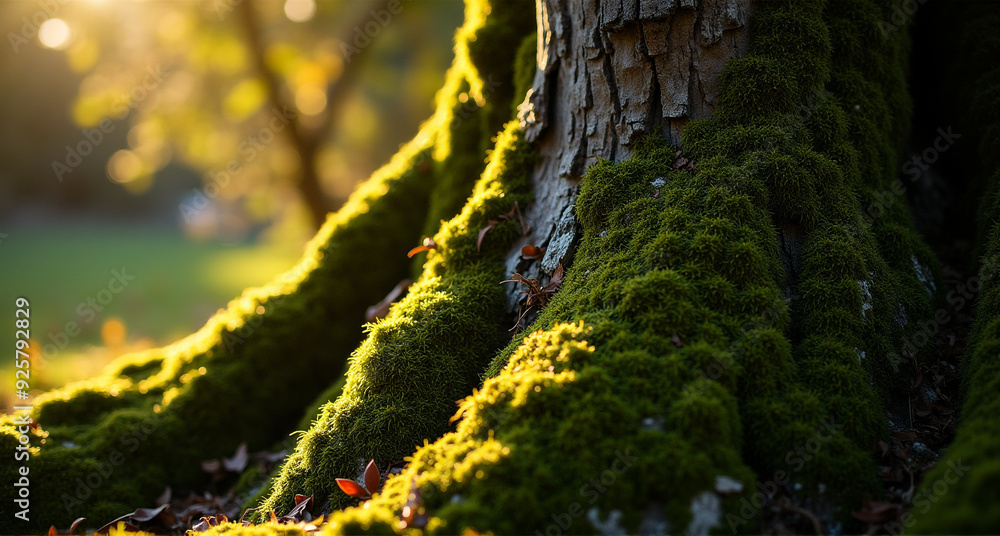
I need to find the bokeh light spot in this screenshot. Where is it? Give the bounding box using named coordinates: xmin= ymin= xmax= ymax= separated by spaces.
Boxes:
xmin=101 ymin=318 xmax=127 ymax=346
xmin=284 ymin=0 xmax=316 ymax=22
xmin=39 ymin=19 xmax=71 ymax=50
xmin=107 ymin=150 xmax=144 ymax=184
xmin=295 ymin=85 xmax=327 ymax=115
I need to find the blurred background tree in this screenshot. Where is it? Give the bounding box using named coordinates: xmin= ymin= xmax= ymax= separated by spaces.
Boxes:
xmin=0 ymin=0 xmax=462 ymax=409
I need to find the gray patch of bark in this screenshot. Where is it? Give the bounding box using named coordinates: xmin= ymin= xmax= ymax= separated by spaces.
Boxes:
xmin=504 ymin=0 xmax=753 ymax=316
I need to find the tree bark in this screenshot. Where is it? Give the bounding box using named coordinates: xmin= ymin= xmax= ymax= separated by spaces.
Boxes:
xmin=10 ymin=0 xmax=991 ymax=534
xmin=504 ymin=0 xmax=752 ymax=315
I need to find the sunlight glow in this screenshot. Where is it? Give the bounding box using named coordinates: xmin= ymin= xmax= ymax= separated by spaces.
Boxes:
xmin=295 ymin=85 xmax=327 ymax=115
xmin=284 ymin=0 xmax=316 ymax=22
xmin=101 ymin=318 xmax=126 ymax=346
xmin=107 ymin=150 xmax=144 ymax=184
xmin=38 ymin=19 xmax=71 ymax=50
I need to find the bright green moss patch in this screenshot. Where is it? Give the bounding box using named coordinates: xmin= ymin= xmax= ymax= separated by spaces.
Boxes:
xmin=203 ymin=523 xmax=310 ymax=536
xmin=303 ymin=0 xmax=940 ymax=532
xmin=0 ymin=136 xmax=439 ymax=533
xmin=0 ymin=0 xmax=955 ymax=533
xmin=320 ymin=133 xmax=827 ymax=533
xmin=418 ymin=0 xmax=535 ymax=249
xmin=0 ymin=0 xmax=535 ymax=531
xmin=255 ymin=122 xmax=536 ymax=520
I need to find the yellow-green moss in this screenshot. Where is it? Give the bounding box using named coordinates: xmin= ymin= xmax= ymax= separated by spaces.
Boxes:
xmin=417 ymin=0 xmax=536 ymax=254
xmin=254 ymin=121 xmax=535 ymax=521
xmin=305 ymin=1 xmax=939 ymax=533
xmin=203 ymin=523 xmax=310 ymax=536
xmin=0 ymin=2 xmax=532 ymax=533
xmin=251 ymin=0 xmax=534 ymax=520
xmin=0 ymin=0 xmax=952 ymax=533
xmin=0 ymin=135 xmax=436 ymax=533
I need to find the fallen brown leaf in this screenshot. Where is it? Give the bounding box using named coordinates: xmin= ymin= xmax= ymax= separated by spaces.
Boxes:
xmin=364 ymin=460 xmax=381 ymax=497
xmin=336 ymin=478 xmax=371 ymax=501
xmin=477 ymin=201 xmax=529 ymax=251
xmin=521 ymin=244 xmax=545 ymax=260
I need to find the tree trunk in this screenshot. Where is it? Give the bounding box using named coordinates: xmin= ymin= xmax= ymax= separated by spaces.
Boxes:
xmin=503 ymin=0 xmax=752 ymax=315
xmin=9 ymin=0 xmax=1000 ymax=534
xmin=253 ymin=0 xmax=940 ymax=532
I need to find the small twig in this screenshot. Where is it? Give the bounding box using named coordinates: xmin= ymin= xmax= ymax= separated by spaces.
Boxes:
xmin=239 ymin=507 xmax=258 ymax=526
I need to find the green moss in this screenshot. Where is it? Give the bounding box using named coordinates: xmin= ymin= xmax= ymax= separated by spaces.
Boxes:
xmin=320 ymin=136 xmax=778 ymax=533
xmin=1 ymin=0 xmax=952 ymax=533
xmin=255 ymin=121 xmax=535 ymax=521
xmin=250 ymin=0 xmax=534 ymax=520
xmin=0 ymin=3 xmax=533 ymax=534
xmin=301 ymin=0 xmax=939 ymax=533
xmin=202 ymin=523 xmax=310 ymax=536
xmin=417 ymin=0 xmax=536 ymax=254
xmin=3 ymin=130 xmax=446 ymax=532
xmin=912 ymin=4 xmax=1000 ymax=533
xmin=0 ymin=135 xmax=438 ymax=532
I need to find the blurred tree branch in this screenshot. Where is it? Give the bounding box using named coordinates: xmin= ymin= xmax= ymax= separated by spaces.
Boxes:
xmin=238 ymin=0 xmax=389 ymax=229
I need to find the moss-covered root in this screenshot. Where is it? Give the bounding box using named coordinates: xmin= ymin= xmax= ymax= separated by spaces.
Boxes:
xmin=255 ymin=123 xmax=535 ymax=520
xmin=315 ymin=1 xmax=941 ymax=532
xmin=0 ymin=1 xmax=532 ymax=532
xmin=319 ymin=135 xmax=779 ymax=534
xmin=910 ymin=241 xmax=1000 ymax=534
xmin=695 ymin=0 xmax=935 ymax=523
xmin=0 ymin=134 xmax=436 ymax=533
xmin=912 ymin=4 xmax=1000 ymax=533
xmin=756 ymin=0 xmax=940 ymax=512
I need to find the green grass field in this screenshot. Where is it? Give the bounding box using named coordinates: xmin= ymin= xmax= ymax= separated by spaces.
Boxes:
xmin=0 ymin=223 xmax=303 ymax=410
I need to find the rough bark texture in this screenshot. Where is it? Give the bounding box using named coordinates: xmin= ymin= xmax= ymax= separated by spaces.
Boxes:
xmin=8 ymin=0 xmax=988 ymax=534
xmin=504 ymin=0 xmax=752 ymax=314
xmin=522 ymin=0 xmax=752 ymax=162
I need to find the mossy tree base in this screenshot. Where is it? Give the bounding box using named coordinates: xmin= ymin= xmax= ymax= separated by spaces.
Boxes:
xmin=13 ymin=0 xmax=1000 ymax=533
